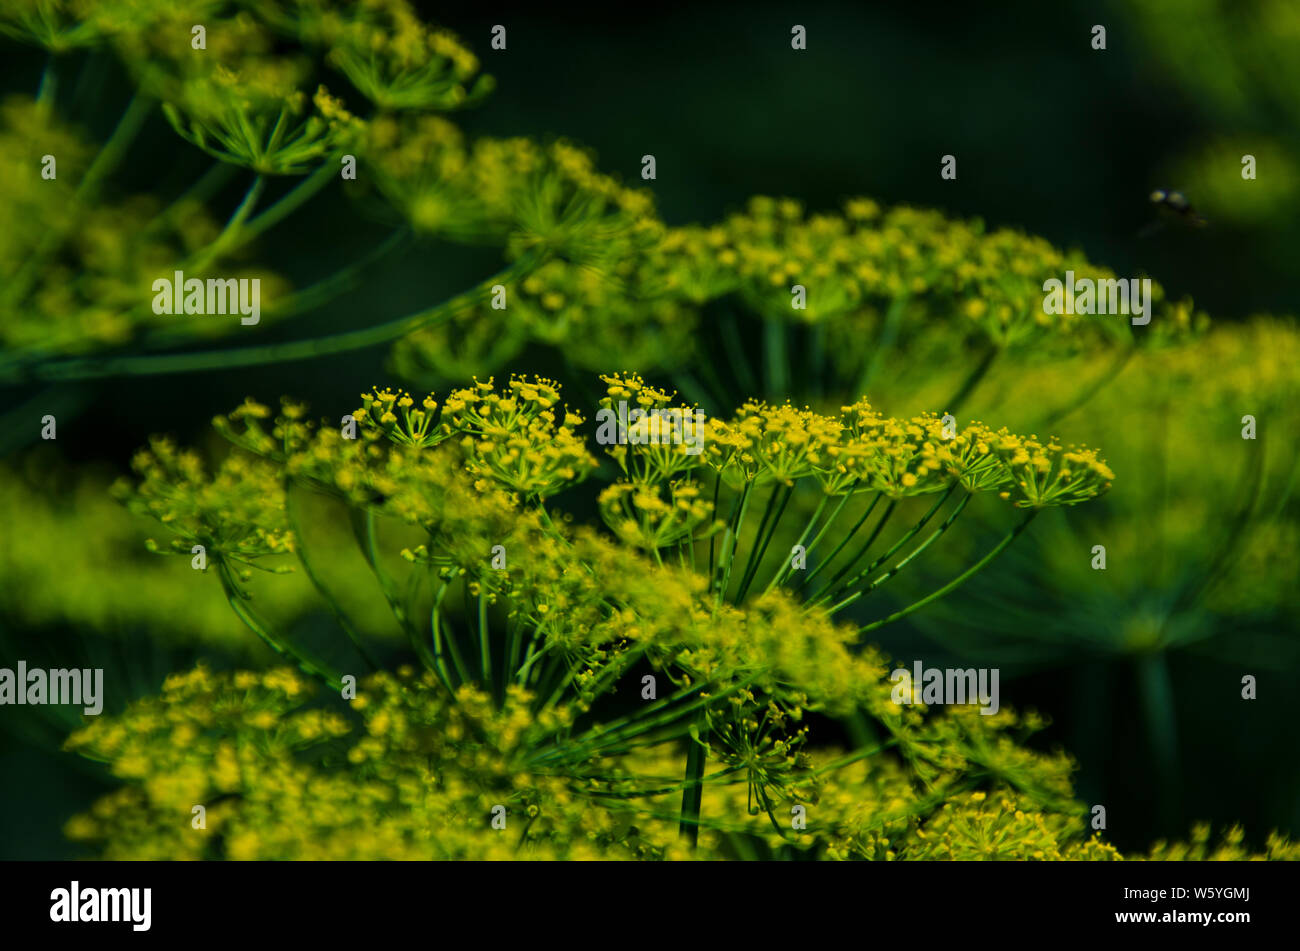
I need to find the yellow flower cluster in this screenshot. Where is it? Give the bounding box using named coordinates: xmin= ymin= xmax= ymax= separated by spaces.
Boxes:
xmin=357 ymin=386 xmax=444 ymax=448
xmin=113 ymin=436 xmax=294 ymax=576
xmin=714 ymin=197 xmax=1151 ymax=344
xmin=1141 ymin=824 xmax=1300 ymax=862
xmin=598 ymin=373 xmax=706 ymax=484
xmin=394 ymin=186 xmax=1203 ymax=403
xmin=101 ymin=372 xmax=1131 ymax=859
xmin=64 ymin=665 xmax=683 ymax=860
xmin=96 ymin=381 xmax=1300 ymax=861
xmin=312 ymin=0 xmax=493 ymax=111
xmin=598 ymin=480 xmax=717 ymax=552
xmin=68 ymin=654 xmax=1298 ymax=860
xmin=441 ymin=376 xmax=597 ymax=500
xmin=906 ymin=791 xmax=1119 ymax=861
xmin=358 ymin=113 xmax=657 ymax=266
xmin=68 ymin=652 xmax=1292 ymax=861
xmin=989 ymin=432 xmax=1115 ymax=508
xmin=689 ymin=393 xmax=1113 ymax=507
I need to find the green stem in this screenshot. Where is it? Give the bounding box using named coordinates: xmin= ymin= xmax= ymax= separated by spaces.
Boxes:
xmin=694 ymin=350 xmax=735 ymax=411
xmin=798 ymin=491 xmax=882 ymax=591
xmin=808 ymin=323 xmax=826 ymax=398
xmin=427 ymin=580 xmax=458 ymax=692
xmin=857 ymin=509 xmax=1038 ymax=634
xmin=477 ymin=587 xmax=492 ymax=688
xmin=145 ymin=162 xmax=239 ymax=236
xmin=707 ymin=471 xmax=722 ymax=580
xmin=735 ymin=483 xmax=792 ymax=604
xmin=814 ymin=485 xmax=957 ymax=609
xmin=715 ymin=482 xmax=753 ymax=602
xmin=764 ymin=317 xmax=788 ymax=398
xmin=558 ymin=681 xmax=706 ymax=755
xmin=352 ymin=508 xmax=435 ymax=674
xmin=432 ymin=584 xmax=473 ymax=688
xmin=515 ymin=638 xmax=552 ymax=688
xmin=285 ymin=485 xmax=380 ymax=671
xmin=722 ymin=310 xmax=759 ymax=395
xmin=181 ymin=174 xmax=267 ymax=274
xmin=217 ymin=562 xmax=342 ymax=689
xmin=236 ymin=159 xmax=337 ymax=246
xmin=17 ymin=251 xmax=544 ymax=382
xmin=763 ymin=491 xmax=832 ymax=594
xmin=856 ymin=293 xmax=908 ymax=396
xmin=36 ymin=52 xmax=57 ymax=110
xmin=1136 ymin=651 xmax=1181 ymax=819
xmin=533 ymin=675 xmax=756 ymax=767
xmin=825 ymin=491 xmax=970 ymax=615
xmin=806 ymin=497 xmax=898 ymax=603
xmin=679 ymin=714 xmax=709 ymax=847
xmin=943 ymin=345 xmax=999 ymax=412
xmin=1043 ymin=347 xmax=1134 ymax=427
xmin=75 ymin=92 xmax=153 ymax=202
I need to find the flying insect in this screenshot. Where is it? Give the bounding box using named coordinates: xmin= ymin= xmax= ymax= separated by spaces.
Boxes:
xmin=1137 ymin=189 xmax=1208 ymax=237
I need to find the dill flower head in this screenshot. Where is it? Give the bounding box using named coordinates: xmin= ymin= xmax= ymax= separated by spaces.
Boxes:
xmin=442 ymin=375 xmax=596 ymax=499
xmin=358 ymin=119 xmax=658 ymax=261
xmin=989 ymin=431 xmax=1114 ymax=508
xmin=598 ymin=479 xmax=718 ymax=551
xmin=107 ymin=8 xmax=338 ymax=175
xmin=313 ymin=1 xmax=493 ymax=111
xmin=703 ymin=398 xmax=865 ymax=489
xmin=598 ymin=373 xmax=705 ymax=484
xmin=113 ymin=437 xmax=294 ymax=575
xmin=855 ymin=413 xmax=955 ymax=498
xmin=717 ymin=194 xmax=1180 ymax=349
xmin=103 ymin=371 xmax=1132 ymax=860
xmin=356 ymin=386 xmax=445 ymax=449
xmin=921 ymin=420 xmax=1012 ymax=493
xmin=64 ymin=665 xmax=680 ymax=860
xmin=506 ymin=140 xmax=660 ymax=264
xmin=358 ymin=114 xmax=500 ymax=239
xmin=382 ymin=185 xmax=1201 ymax=398
xmin=907 ymin=791 xmax=1105 ymax=861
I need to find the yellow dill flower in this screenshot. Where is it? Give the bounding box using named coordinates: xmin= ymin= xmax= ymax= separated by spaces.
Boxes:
xmin=599 ymin=480 xmax=718 ymax=551
xmin=990 ymin=431 xmax=1114 ymax=508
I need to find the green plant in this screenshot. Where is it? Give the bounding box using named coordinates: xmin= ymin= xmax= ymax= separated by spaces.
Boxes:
xmin=2 ymin=0 xmax=1293 ymax=864
xmin=77 ymin=371 xmax=1273 ymax=859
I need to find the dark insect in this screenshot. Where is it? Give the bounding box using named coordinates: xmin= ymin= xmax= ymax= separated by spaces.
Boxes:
xmin=1148 ymin=188 xmax=1208 ymax=227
